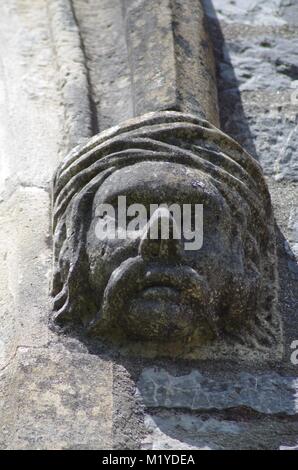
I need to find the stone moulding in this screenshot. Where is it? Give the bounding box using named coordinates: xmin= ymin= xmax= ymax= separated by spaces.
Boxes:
xmin=51 ymin=110 xmax=282 ymax=361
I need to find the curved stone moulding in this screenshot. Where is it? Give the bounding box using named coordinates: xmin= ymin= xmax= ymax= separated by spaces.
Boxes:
xmin=46 ymin=0 xmax=96 ymax=152
xmin=51 ymin=110 xmax=282 ymax=361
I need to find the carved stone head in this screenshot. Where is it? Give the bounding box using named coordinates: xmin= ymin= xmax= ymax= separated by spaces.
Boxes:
xmin=52 ymin=111 xmax=281 ymax=359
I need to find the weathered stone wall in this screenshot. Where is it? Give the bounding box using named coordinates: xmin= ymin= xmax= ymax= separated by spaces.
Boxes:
xmin=0 ymin=0 xmax=297 ymax=450
xmin=0 ymin=0 xmax=113 ymax=449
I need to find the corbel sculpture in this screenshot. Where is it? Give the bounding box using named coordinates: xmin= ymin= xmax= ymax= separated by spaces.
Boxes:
xmin=51 ymin=0 xmax=281 ymax=359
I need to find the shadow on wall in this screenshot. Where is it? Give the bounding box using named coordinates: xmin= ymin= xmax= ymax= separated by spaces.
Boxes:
xmin=202 ymin=0 xmax=258 ymax=159
xmin=141 ymin=406 xmax=298 ymax=450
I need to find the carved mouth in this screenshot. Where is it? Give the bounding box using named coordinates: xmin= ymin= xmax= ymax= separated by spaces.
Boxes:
xmin=138 ymin=285 xmax=180 ymax=303
xmin=136 ymin=268 xmax=194 ymax=304
xmin=138 ymin=264 xmax=210 ymax=303
xmin=94 ymin=256 xmax=213 ymax=339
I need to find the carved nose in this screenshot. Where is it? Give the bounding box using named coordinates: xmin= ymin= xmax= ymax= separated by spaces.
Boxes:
xmin=139 ymin=208 xmax=183 ymax=261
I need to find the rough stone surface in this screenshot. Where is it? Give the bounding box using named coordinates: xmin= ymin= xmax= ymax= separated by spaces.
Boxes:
xmin=142 ymin=412 xmax=298 ymax=450
xmin=288 ymin=207 xmax=298 ymax=258
xmin=220 ymin=38 xmax=298 ymax=93
xmin=203 ymin=0 xmax=298 ymax=27
xmin=203 ymin=2 xmax=298 ymax=182
xmin=217 ymin=37 xmax=298 ymax=180
xmin=0 ymin=0 xmax=61 ymax=192
xmin=73 ymin=0 xmax=219 ymax=128
xmin=123 ymin=0 xmax=219 ymax=125
xmin=138 ymin=368 xmax=298 ymax=415
xmin=72 ymin=0 xmax=133 ymax=133
xmin=47 ymin=0 xmax=94 ymax=152
xmin=0 ymin=188 xmax=50 ymax=371
xmin=0 ymin=345 xmax=113 ymax=450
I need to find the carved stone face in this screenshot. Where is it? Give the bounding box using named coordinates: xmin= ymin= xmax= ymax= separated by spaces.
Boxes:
xmin=52 ymin=112 xmax=281 ymax=359
xmin=86 ymin=160 xmax=260 ymax=343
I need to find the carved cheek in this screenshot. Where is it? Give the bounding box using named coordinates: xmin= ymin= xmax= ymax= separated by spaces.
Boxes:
xmin=86 ymin=229 xmax=139 ymax=291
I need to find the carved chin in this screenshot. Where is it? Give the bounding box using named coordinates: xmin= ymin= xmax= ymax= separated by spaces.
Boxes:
xmin=91 ymin=256 xmax=216 ymax=342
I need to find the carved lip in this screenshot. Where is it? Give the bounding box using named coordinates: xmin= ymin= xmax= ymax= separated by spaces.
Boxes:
xmin=137 ymin=264 xmax=209 ymax=302
xmin=137 ymin=285 xmax=181 ymax=303
xmin=100 ymin=257 xmax=210 ymax=328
